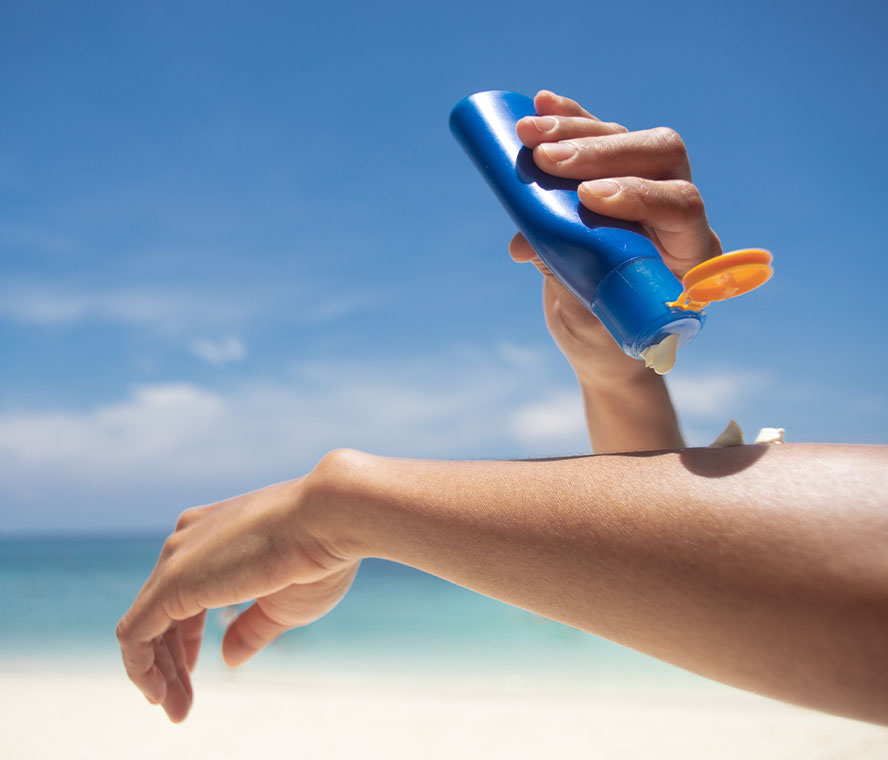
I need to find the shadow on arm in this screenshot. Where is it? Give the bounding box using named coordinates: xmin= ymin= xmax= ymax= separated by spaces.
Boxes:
xmin=522 ymin=444 xmax=769 ymax=478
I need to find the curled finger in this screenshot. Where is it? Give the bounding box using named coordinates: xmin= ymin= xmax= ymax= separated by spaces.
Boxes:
xmin=164 ymin=623 xmax=188 ymax=675
xmin=153 ymin=636 xmax=192 ymax=723
xmin=534 ymin=127 xmax=692 ymax=183
xmin=116 ymin=577 xmax=202 ymax=711
xmin=163 ymin=624 xmax=193 ymax=700
xmin=178 ymin=610 xmax=207 ymax=672
xmin=578 ymin=177 xmax=721 ymax=275
xmin=119 ymin=639 xmax=166 ymax=704
xmin=517 ymin=114 xmax=627 ymax=149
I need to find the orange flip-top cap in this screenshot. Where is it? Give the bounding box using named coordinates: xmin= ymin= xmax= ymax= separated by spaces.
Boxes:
xmin=668 ymin=249 xmax=773 ymax=312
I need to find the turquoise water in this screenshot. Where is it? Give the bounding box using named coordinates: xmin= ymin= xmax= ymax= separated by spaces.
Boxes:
xmin=0 ymin=534 xmax=692 ymax=685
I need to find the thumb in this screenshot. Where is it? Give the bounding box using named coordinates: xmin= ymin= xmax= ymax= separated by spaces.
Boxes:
xmin=222 ymin=602 xmax=288 ymax=667
xmin=509 ymin=232 xmax=555 ymax=277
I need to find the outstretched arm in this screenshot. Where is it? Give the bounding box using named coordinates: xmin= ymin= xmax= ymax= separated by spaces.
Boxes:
xmin=118 ymin=444 xmax=888 ymax=725
xmin=509 ymin=90 xmax=723 ymax=452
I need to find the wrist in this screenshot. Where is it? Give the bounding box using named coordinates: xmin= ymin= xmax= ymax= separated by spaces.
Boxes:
xmin=300 ymin=448 xmax=382 ymax=563
xmin=575 ymin=363 xmax=660 ymax=401
xmin=576 ymin=367 xmax=685 ymax=453
xmin=566 ymin=349 xmax=648 ymax=390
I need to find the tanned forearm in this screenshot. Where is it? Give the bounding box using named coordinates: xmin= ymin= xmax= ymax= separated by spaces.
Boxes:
xmin=313 ymin=443 xmax=888 ymax=725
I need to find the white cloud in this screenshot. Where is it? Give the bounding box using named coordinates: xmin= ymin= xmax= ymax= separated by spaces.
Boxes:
xmin=0 ymin=347 xmax=578 ymax=511
xmin=668 ymin=370 xmax=770 ymax=419
xmin=0 ymin=285 xmax=245 ymax=332
xmin=0 ymin=351 xmax=776 ymax=531
xmin=0 ymin=283 xmax=383 ymax=335
xmin=506 ymin=368 xmax=770 ymax=450
xmin=495 ymin=341 xmax=546 ymax=369
xmin=0 ymin=384 xmax=227 ymax=475
xmin=0 ymin=360 xmax=772 ymax=492
xmin=300 ymin=295 xmax=382 ymax=324
xmin=189 ymin=336 xmax=247 ymax=366
xmin=509 ymin=391 xmax=587 ymax=447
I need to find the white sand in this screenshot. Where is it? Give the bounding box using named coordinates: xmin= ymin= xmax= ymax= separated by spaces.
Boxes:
xmin=2 ymin=663 xmax=886 ymax=759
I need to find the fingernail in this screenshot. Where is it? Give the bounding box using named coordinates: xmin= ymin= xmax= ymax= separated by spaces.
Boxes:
xmin=581 ymin=180 xmax=620 ymax=198
xmin=531 ymin=116 xmax=556 ymax=133
xmin=539 ymin=142 xmax=577 ymax=162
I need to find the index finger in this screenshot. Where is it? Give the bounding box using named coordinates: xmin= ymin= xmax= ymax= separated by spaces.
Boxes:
xmin=116 ymin=582 xmax=201 ymax=702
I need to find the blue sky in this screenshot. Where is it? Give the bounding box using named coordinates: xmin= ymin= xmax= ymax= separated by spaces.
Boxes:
xmin=1 ymin=0 xmax=886 ymax=533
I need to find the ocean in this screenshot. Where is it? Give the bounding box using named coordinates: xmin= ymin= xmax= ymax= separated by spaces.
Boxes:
xmin=4 ymin=536 xmax=886 ymax=760
xmin=0 ymin=534 xmax=699 ymax=689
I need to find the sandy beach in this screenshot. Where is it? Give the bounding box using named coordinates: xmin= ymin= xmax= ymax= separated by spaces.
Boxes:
xmin=3 ymin=662 xmax=887 ymax=759
xmin=4 ymin=539 xmax=888 ymax=758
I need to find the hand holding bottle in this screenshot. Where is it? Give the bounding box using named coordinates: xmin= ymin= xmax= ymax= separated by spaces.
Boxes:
xmin=510 ymin=89 xmax=722 ymax=390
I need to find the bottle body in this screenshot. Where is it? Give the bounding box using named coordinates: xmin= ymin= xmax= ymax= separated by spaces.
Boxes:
xmin=449 ymin=90 xmax=703 ymax=359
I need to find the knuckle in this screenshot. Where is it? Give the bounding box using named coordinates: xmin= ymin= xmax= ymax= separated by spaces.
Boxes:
xmin=618 ymin=176 xmax=643 ymax=194
xmin=160 ymin=531 xmax=182 ymax=558
xmin=168 ymin=582 xmax=191 ymax=620
xmin=174 ymin=506 xmax=202 ymax=532
xmin=707 ymin=229 xmax=723 ymax=258
xmin=613 ymin=176 xmax=645 ymax=204
xmin=651 ymin=126 xmax=687 ymax=159
xmin=116 ymin=616 xmax=129 ymax=643
xmin=674 ymin=180 xmax=705 ymax=215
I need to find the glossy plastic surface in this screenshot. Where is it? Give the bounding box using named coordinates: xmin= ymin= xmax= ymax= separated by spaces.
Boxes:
xmin=670 ymin=248 xmax=773 ymax=311
xmin=449 ymin=90 xmax=704 ymax=358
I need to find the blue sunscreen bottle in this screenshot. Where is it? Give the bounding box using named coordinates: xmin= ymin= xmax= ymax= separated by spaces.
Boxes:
xmin=449 ymin=90 xmax=705 ymax=369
